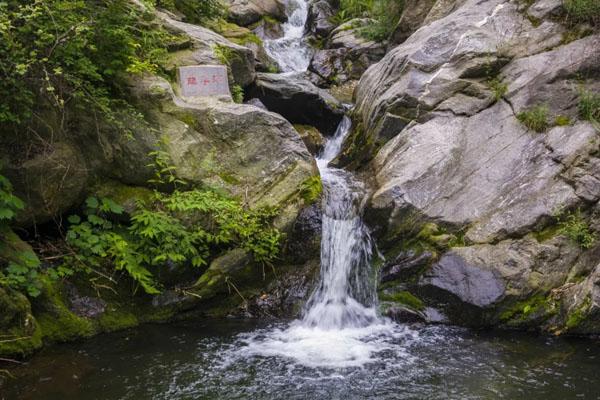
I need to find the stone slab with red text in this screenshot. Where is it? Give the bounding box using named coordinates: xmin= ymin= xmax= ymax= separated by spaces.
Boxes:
xmin=178 ymin=65 xmax=230 ymax=97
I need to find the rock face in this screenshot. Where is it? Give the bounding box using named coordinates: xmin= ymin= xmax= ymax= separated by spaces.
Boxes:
xmin=224 ymin=0 xmax=287 ymax=26
xmin=350 ymin=0 xmax=600 ymax=333
xmin=158 ymin=11 xmax=256 ymax=87
xmin=306 ymin=0 xmax=338 ymax=38
xmin=247 ymin=73 xmax=345 ymax=135
xmin=309 ymin=18 xmax=386 ymax=85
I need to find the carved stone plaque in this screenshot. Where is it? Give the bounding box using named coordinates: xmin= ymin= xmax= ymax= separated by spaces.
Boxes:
xmin=178 ymin=65 xmax=230 ymax=97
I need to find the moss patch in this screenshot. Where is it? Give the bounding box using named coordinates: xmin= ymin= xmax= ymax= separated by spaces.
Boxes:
xmin=97 ymin=309 xmax=139 ymax=332
xmin=380 ymin=290 xmax=425 ymax=311
xmin=34 ymin=280 xmax=94 ymax=343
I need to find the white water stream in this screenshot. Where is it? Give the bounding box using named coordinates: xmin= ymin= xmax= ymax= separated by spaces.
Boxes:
xmin=263 ymin=0 xmax=313 ymax=72
xmin=234 ymin=0 xmax=415 ymax=369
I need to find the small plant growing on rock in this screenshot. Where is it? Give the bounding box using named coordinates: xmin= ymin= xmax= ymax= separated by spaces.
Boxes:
xmin=231 ymin=85 xmax=244 ymax=104
xmin=488 ymin=78 xmax=508 ymax=102
xmin=517 ymin=104 xmax=549 ymax=132
xmin=299 ymin=176 xmax=323 ymax=204
xmin=578 ymin=90 xmax=600 ymax=122
xmin=563 ymin=0 xmax=600 ymax=25
xmin=558 ymin=208 xmax=596 ymax=249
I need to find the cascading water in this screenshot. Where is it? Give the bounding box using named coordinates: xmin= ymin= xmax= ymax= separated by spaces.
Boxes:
xmin=302 ymin=116 xmax=379 ymax=330
xmin=263 ymin=0 xmax=313 ymax=72
xmin=229 ymin=0 xmax=414 ymax=369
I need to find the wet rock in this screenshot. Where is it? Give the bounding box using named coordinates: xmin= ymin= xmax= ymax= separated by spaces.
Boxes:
xmin=247 ymin=73 xmax=345 ymax=135
xmin=224 ymin=0 xmax=287 ymax=27
xmin=252 ymin=16 xmax=284 ymax=40
xmin=420 ymin=253 xmax=506 ymax=308
xmin=384 ymin=304 xmax=426 ymax=323
xmin=69 ymin=296 xmax=106 ymax=319
xmin=380 ymin=250 xmax=433 ymax=283
xmin=286 ymin=203 xmax=323 ymax=264
xmin=294 ymin=124 xmax=326 ymax=155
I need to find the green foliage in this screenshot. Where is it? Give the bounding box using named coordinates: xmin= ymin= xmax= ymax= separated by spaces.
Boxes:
xmin=0 ymin=174 xmax=43 ymax=297
xmin=558 ymin=208 xmax=596 ymax=249
xmin=213 ymin=43 xmax=239 ymax=67
xmin=147 ymin=138 xmax=187 ymax=188
xmin=231 ymin=84 xmax=244 ymax=104
xmin=65 ymin=189 xmax=282 ymax=294
xmin=0 ymin=175 xmax=24 ymax=222
xmin=517 ymin=104 xmax=549 ymax=132
xmin=488 ymin=78 xmax=508 ymax=102
xmin=333 ymin=0 xmax=405 ymax=42
xmin=578 ymin=90 xmax=600 ymax=122
xmin=153 ymin=0 xmax=225 ymax=24
xmin=566 ymin=297 xmax=591 ymax=329
xmin=563 ymin=0 xmax=600 ymax=25
xmin=299 ymin=176 xmax=323 ymax=204
xmin=0 ymin=0 xmax=171 ymax=130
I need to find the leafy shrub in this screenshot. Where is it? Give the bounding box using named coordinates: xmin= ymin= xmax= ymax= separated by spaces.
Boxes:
xmin=517 ymin=105 xmax=549 ymax=132
xmin=0 ymin=0 xmax=171 ymax=130
xmin=64 ymin=190 xmax=282 ymax=295
xmin=578 ymin=90 xmax=600 ymax=122
xmin=0 ymin=175 xmax=43 ymax=296
xmin=154 ymin=0 xmax=225 ymax=23
xmin=333 ymin=0 xmax=405 ymax=42
xmin=232 ymin=84 xmax=244 ymax=104
xmin=563 ymin=0 xmax=600 ymax=25
xmin=558 ymin=209 xmax=596 ymax=249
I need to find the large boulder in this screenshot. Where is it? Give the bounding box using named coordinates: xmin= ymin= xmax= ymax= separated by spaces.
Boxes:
xmin=309 ymin=18 xmax=386 ymax=85
xmin=247 ymin=73 xmax=345 ymax=135
xmin=158 ymin=10 xmax=257 ymax=87
xmin=306 ymin=0 xmax=338 ymax=38
xmin=351 ymin=0 xmax=600 ymax=332
xmin=224 ymin=0 xmax=287 ymax=27
xmin=128 ymin=75 xmax=317 ymax=225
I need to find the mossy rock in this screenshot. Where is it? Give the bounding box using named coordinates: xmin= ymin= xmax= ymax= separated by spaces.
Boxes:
xmin=97 ymin=309 xmax=139 ymax=333
xmin=0 ymin=287 xmax=43 ymax=358
xmin=92 ymin=180 xmax=155 ymax=214
xmin=33 ymin=279 xmax=94 ymax=343
xmin=379 ymin=290 xmax=426 ymax=311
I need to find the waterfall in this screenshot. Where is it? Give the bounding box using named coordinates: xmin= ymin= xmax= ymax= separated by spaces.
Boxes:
xmin=263 ymin=0 xmax=313 ymax=72
xmin=233 ymin=2 xmax=409 ymax=369
xmin=302 ymin=117 xmax=379 ymax=329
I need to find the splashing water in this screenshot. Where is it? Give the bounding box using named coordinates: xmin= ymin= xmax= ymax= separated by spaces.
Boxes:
xmin=229 ymin=3 xmax=410 ymax=369
xmin=233 ymin=117 xmax=412 ymax=368
xmin=264 ymin=0 xmax=313 ymax=72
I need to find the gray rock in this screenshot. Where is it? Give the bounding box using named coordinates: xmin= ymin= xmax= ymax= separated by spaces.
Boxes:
xmin=224 ymin=0 xmax=287 ymax=26
xmin=527 ymin=0 xmax=563 ymax=20
xmin=306 ymin=0 xmax=337 ymax=38
xmin=389 ymin=0 xmax=438 ymax=45
xmin=309 ymin=18 xmax=386 ymax=84
xmin=420 ymin=252 xmax=506 ymax=308
xmin=384 ymin=304 xmax=427 ymax=323
xmin=380 ymin=250 xmax=433 ymax=283
xmin=158 ymin=10 xmax=256 ymax=87
xmin=128 ymin=75 xmax=317 ymax=220
xmin=247 ymin=73 xmax=345 ymax=135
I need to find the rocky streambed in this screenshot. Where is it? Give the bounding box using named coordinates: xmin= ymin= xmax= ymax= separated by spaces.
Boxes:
xmin=1 ymin=0 xmax=600 ymax=395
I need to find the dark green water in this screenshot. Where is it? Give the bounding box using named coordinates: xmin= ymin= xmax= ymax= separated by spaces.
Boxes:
xmin=2 ymin=320 xmax=600 ymax=400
